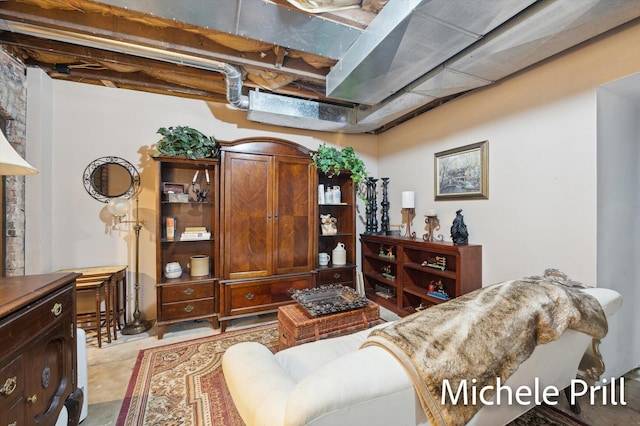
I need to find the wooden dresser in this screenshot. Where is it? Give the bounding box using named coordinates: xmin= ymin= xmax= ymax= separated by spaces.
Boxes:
xmin=0 ymin=273 xmax=83 ymax=426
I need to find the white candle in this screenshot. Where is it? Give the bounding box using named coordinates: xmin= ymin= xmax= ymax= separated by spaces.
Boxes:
xmin=205 ymin=168 xmax=210 ymax=184
xmin=192 ymin=170 xmax=199 ymax=184
xmin=426 ymin=209 xmax=437 ymax=217
xmin=402 ymin=191 xmax=415 ymax=208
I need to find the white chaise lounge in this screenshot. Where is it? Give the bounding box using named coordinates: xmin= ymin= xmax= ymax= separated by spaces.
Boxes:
xmin=223 ymin=285 xmax=622 ymax=426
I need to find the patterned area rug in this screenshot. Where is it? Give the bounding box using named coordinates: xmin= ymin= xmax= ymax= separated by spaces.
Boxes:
xmin=508 ymin=405 xmax=590 ymax=426
xmin=118 ymin=322 xmax=587 ymax=425
xmin=117 ymin=323 xmax=279 ymax=426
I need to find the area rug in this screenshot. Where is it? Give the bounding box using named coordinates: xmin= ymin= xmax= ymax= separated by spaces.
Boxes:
xmin=118 ymin=322 xmax=587 ymax=426
xmin=117 ymin=323 xmax=279 ymax=426
xmin=508 ymin=404 xmax=590 ymax=426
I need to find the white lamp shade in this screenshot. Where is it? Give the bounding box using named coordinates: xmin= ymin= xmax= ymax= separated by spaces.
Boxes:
xmin=0 ymin=131 xmax=39 ymax=175
xmin=107 ymin=196 xmax=132 ymax=217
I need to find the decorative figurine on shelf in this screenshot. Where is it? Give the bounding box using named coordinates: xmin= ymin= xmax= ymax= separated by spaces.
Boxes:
xmin=421 ymin=256 xmax=446 ymax=271
xmin=379 ymin=245 xmax=395 ymax=259
xmin=320 ymin=214 xmax=338 ymax=235
xmin=427 ymin=279 xmax=450 ymax=300
xmin=450 ymin=209 xmax=469 ymax=245
xmin=381 ymin=265 xmax=396 ymax=281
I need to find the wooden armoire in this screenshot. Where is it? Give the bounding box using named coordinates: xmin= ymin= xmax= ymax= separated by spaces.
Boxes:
xmin=218 ymin=138 xmax=317 ymax=331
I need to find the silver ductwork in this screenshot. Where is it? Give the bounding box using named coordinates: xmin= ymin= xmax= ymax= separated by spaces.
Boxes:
xmin=250 ymin=0 xmax=640 ymax=133
xmin=326 ymin=0 xmax=538 ymax=105
xmin=247 ymin=90 xmax=354 ymax=132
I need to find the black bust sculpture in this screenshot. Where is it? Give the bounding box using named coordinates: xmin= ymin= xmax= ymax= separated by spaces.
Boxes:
xmin=450 ymin=209 xmax=469 ymax=245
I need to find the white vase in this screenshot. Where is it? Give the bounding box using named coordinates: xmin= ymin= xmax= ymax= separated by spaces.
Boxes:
xmin=332 ymin=242 xmax=347 ymax=265
xmin=164 ymin=262 xmax=182 ymax=279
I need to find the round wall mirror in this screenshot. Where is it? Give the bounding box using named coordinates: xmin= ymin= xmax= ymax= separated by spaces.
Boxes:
xmin=83 ymin=156 xmax=140 ymax=203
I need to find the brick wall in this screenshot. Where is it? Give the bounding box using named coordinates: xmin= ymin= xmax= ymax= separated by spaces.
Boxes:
xmin=1 ymin=48 xmax=28 ymax=276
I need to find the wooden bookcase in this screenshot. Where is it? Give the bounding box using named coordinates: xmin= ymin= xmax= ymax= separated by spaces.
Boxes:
xmin=153 ymin=156 xmax=220 ymax=338
xmin=316 ymin=171 xmax=357 ymax=288
xmin=360 ymin=234 xmax=482 ymax=316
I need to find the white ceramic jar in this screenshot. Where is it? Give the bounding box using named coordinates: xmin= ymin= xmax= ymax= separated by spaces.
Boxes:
xmin=332 ymin=242 xmax=347 ymax=265
xmin=164 ymin=262 xmax=182 ymax=279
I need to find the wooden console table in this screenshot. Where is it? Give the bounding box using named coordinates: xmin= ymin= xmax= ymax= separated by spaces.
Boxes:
xmin=278 ymin=302 xmax=382 ymax=350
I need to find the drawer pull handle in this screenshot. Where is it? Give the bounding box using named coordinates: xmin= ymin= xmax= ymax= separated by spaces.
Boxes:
xmin=51 ymin=302 xmax=63 ymax=317
xmin=333 ymin=273 xmax=341 ymax=279
xmin=245 ymin=293 xmax=255 ymax=300
xmin=184 ymin=305 xmax=194 ymax=313
xmin=184 ymin=288 xmax=194 ymax=296
xmin=0 ymin=376 xmax=17 ymax=396
xmin=27 ymin=394 xmax=38 ymax=404
xmin=9 ymin=421 xmax=17 ymax=426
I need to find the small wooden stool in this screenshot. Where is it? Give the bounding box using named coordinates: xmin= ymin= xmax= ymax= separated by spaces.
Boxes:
xmin=57 ymin=265 xmax=127 ymax=338
xmin=76 ymin=278 xmax=110 ymax=348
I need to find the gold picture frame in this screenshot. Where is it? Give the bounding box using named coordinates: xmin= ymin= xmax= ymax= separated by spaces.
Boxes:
xmin=435 ymin=141 xmax=488 ymax=200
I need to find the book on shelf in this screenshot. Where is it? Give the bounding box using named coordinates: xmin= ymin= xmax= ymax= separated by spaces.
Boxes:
xmin=180 ymin=231 xmax=211 ymax=241
xmin=165 ymin=217 xmax=177 ymax=241
xmin=184 ymin=226 xmax=207 ymax=233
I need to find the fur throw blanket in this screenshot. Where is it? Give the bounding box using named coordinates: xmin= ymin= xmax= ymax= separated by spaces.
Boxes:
xmin=361 ymin=279 xmax=608 ymax=426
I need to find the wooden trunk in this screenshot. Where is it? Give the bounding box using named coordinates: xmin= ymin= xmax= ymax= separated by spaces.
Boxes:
xmin=278 ymin=302 xmax=382 ymax=350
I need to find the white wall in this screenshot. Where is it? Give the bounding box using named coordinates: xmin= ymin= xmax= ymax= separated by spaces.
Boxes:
xmin=597 ymin=76 xmax=640 ymax=379
xmin=26 ymin=78 xmax=376 ymax=320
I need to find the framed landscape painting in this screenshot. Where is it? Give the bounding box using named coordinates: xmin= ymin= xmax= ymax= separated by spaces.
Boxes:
xmin=434 ymin=141 xmax=488 ymax=200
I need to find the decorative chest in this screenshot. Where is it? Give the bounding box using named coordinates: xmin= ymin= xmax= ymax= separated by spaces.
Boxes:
xmin=278 ymin=301 xmax=382 ymax=350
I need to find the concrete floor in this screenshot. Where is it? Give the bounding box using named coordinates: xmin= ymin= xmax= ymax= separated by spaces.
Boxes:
xmin=80 ymin=309 xmax=639 ymax=426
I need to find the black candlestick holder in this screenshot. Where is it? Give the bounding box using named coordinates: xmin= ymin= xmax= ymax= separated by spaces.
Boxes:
xmin=380 ymin=177 xmax=390 ymax=234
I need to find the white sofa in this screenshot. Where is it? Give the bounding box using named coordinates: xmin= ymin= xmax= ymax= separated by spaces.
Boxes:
xmin=223 ymin=287 xmax=622 ymax=426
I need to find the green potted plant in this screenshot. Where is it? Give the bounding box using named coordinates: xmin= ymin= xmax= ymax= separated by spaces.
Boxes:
xmin=311 ymin=144 xmax=369 ymax=200
xmin=155 ymin=126 xmax=220 ymax=159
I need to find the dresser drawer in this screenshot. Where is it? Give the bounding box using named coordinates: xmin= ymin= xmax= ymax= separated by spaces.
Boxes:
xmin=0 ymin=396 xmax=24 ymax=426
xmin=160 ymin=282 xmax=214 ymax=303
xmin=160 ymin=298 xmax=214 ymax=321
xmin=316 ymin=266 xmax=355 ymax=287
xmin=0 ymin=356 xmax=24 ymax=414
xmin=0 ymin=286 xmax=73 ymax=362
xmin=222 ymin=274 xmax=313 ymax=317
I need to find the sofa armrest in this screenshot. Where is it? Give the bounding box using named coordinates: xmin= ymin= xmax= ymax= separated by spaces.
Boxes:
xmin=285 ymin=346 xmax=425 ymax=426
xmin=222 ymin=342 xmax=297 ymax=426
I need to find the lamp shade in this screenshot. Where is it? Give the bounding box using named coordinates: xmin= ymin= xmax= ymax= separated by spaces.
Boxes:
xmin=107 ymin=196 xmax=132 ymax=217
xmin=0 ymin=131 xmax=39 ymax=175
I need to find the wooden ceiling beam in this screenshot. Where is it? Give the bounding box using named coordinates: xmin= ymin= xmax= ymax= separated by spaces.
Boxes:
xmin=24 ymin=58 xmax=229 ymax=102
